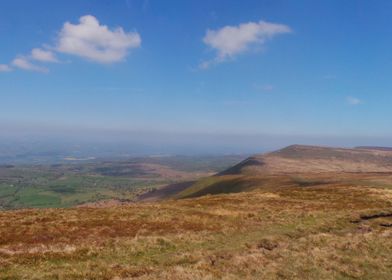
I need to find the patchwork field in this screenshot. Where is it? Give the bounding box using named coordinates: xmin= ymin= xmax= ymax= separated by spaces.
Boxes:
xmin=0 ymin=155 xmax=244 ymax=209
xmin=1 ymin=172 xmax=392 ymax=279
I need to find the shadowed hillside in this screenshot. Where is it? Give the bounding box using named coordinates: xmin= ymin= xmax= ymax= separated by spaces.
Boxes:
xmin=139 ymin=145 xmax=392 ymax=200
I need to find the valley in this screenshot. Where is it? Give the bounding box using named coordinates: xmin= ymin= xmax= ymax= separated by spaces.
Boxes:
xmin=0 ymin=155 xmax=244 ymax=209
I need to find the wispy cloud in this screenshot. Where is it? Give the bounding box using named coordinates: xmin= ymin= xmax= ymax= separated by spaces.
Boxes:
xmin=253 ymin=83 xmax=274 ymax=92
xmin=347 ymin=96 xmax=362 ymax=106
xmin=7 ymin=48 xmax=57 ymax=73
xmin=31 ymin=48 xmax=58 ymax=63
xmin=201 ymin=20 xmax=291 ymax=68
xmin=56 ymin=15 xmax=141 ymax=63
xmin=11 ymin=57 xmax=48 ymax=73
xmin=0 ymin=64 xmax=12 ymax=72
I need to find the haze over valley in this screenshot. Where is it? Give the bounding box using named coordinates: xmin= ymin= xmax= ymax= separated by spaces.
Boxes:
xmin=1 ymin=1 xmax=392 ymax=279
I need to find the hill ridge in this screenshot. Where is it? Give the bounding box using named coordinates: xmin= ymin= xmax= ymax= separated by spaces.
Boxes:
xmin=138 ymin=144 xmax=392 ymax=201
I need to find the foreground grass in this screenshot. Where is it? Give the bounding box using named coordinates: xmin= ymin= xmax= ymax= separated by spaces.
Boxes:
xmin=1 ymin=174 xmax=392 ymax=279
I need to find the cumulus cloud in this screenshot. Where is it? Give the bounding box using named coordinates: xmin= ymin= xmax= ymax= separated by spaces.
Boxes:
xmin=4 ymin=15 xmax=141 ymax=73
xmin=347 ymin=96 xmax=362 ymax=106
xmin=12 ymin=57 xmax=48 ymax=73
xmin=56 ymin=15 xmax=141 ymax=63
xmin=201 ymin=20 xmax=291 ymax=68
xmin=0 ymin=64 xmax=12 ymax=72
xmin=31 ymin=48 xmax=58 ymax=62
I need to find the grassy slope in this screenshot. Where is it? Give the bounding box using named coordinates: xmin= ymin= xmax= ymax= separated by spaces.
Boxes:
xmin=1 ymin=174 xmax=392 ymax=279
xmin=172 ymin=173 xmax=376 ymax=199
xmin=232 ymin=145 xmax=392 ymax=175
xmin=173 ymin=175 xmax=290 ymax=199
xmin=163 ymin=145 xmax=392 ymax=200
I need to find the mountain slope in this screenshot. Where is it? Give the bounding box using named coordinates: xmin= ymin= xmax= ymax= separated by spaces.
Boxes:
xmin=223 ymin=145 xmax=392 ymax=175
xmin=3 ymin=180 xmax=392 ymax=279
xmin=139 ymin=145 xmax=392 ymax=200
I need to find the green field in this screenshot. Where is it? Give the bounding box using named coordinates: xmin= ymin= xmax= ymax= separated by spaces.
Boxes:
xmin=0 ymin=155 xmax=244 ymax=209
xmin=0 ymin=173 xmax=164 ymax=209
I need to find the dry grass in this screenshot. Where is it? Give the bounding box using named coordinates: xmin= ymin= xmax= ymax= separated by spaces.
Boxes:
xmin=1 ymin=173 xmax=392 ymax=279
xmin=223 ymin=145 xmax=392 ymax=175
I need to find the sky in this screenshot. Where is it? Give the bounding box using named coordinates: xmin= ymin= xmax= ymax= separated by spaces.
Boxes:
xmin=1 ymin=0 xmax=392 ymax=154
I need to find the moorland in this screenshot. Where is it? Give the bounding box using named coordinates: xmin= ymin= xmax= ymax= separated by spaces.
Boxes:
xmin=1 ymin=145 xmax=392 ymax=279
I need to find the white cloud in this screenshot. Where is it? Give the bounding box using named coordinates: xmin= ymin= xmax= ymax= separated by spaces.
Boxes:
xmin=347 ymin=96 xmax=362 ymax=106
xmin=3 ymin=15 xmax=141 ymax=73
xmin=9 ymin=48 xmax=55 ymax=73
xmin=262 ymin=84 xmax=274 ymax=91
xmin=56 ymin=15 xmax=141 ymax=63
xmin=0 ymin=64 xmax=12 ymax=72
xmin=12 ymin=57 xmax=48 ymax=73
xmin=202 ymin=20 xmax=291 ymax=67
xmin=31 ymin=48 xmax=58 ymax=62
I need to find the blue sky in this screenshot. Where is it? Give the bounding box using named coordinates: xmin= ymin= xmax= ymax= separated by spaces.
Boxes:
xmin=1 ymin=0 xmax=392 ymax=151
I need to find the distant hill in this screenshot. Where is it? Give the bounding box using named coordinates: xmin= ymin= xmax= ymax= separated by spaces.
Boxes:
xmin=139 ymin=144 xmax=392 ymax=201
xmin=355 ymin=146 xmax=392 ymax=152
xmin=221 ymin=144 xmax=392 ymax=175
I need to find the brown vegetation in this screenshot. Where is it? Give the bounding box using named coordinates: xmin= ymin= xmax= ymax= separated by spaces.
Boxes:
xmin=1 ymin=171 xmax=392 ymax=279
xmin=2 ymin=146 xmax=392 ymax=279
xmin=223 ymin=145 xmax=392 ymax=175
